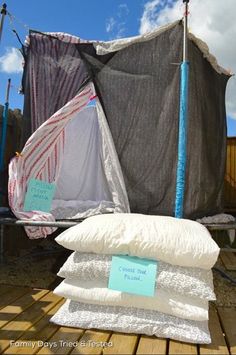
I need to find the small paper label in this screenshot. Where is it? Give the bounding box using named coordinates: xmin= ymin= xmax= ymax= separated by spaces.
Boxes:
xmin=108 ymin=255 xmax=158 ymax=297
xmin=23 ymin=179 xmax=56 ymax=213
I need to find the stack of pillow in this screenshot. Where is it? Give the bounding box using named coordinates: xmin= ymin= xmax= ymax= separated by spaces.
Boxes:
xmin=51 ymin=213 xmax=220 ymax=344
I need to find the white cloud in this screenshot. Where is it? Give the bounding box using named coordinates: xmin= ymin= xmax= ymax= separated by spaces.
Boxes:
xmin=0 ymin=47 xmax=23 ymax=74
xmin=105 ymin=4 xmax=129 ymax=39
xmin=118 ymin=3 xmax=129 ymax=17
xmin=139 ymin=0 xmax=236 ymax=119
xmin=106 ymin=17 xmax=116 ymax=33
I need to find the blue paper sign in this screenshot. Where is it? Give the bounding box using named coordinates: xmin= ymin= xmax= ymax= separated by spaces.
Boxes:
xmin=23 ymin=179 xmax=56 ymax=213
xmin=108 ymin=255 xmax=158 ymax=297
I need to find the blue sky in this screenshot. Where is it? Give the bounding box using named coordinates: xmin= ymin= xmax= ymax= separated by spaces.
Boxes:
xmin=0 ymin=0 xmax=235 ymax=136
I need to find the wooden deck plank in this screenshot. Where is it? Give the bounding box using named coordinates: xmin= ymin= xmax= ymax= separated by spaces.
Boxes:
xmin=0 ymin=292 xmax=61 ymax=354
xmin=217 ymin=307 xmax=236 ymax=355
xmin=0 ymin=289 xmax=51 ymax=329
xmin=3 ymin=300 xmax=65 ymax=354
xmin=0 ymin=286 xmax=235 ymax=355
xmin=0 ymin=286 xmax=31 ymax=310
xmin=36 ymin=326 xmax=84 ymax=354
xmin=220 ymin=251 xmax=236 ymax=271
xmin=71 ymin=329 xmax=111 ymax=355
xmin=199 ymin=307 xmax=229 ymax=355
xmin=0 ymin=285 xmax=16 ymax=298
xmin=136 ymin=336 xmax=167 ymax=355
xmin=103 ymin=333 xmax=139 ymax=355
xmin=169 ymin=340 xmax=197 ymax=354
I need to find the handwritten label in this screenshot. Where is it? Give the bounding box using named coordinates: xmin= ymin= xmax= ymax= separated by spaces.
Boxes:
xmin=23 ymin=179 xmax=56 ymax=213
xmin=108 ymin=255 xmax=158 ymax=297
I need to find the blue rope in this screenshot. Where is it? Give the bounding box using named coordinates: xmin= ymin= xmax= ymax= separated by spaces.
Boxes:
xmin=175 ymin=61 xmax=189 ymax=218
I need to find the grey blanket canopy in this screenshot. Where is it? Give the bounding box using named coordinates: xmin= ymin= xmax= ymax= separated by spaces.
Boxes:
xmin=21 ymin=20 xmax=231 ymax=220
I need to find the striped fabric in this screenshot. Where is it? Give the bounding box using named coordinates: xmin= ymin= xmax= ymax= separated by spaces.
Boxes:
xmin=23 ymin=31 xmax=91 ymax=141
xmin=25 ymin=32 xmax=89 ymax=46
xmin=9 ymin=83 xmax=95 ymax=239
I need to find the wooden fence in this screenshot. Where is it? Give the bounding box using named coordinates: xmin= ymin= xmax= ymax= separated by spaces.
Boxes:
xmin=0 ymin=105 xmax=22 ymax=206
xmin=224 ymin=137 xmax=236 ymax=211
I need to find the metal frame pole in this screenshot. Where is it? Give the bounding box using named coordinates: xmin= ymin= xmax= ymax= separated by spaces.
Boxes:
xmin=183 ymin=0 xmax=189 ymax=62
xmin=0 ymin=3 xmax=7 ymax=44
xmin=5 ymin=77 xmax=11 ymax=102
xmin=174 ymin=0 xmax=190 ymax=218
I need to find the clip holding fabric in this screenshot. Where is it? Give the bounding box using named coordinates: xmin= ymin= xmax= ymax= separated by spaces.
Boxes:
xmin=15 ymin=151 xmax=23 ymax=157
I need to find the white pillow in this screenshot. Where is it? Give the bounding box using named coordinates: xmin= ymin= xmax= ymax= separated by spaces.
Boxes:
xmin=50 ymin=299 xmax=211 ymax=344
xmin=55 ymin=213 xmax=219 ymax=269
xmin=57 ymin=252 xmax=215 ymax=300
xmin=53 ymin=278 xmax=209 ymax=321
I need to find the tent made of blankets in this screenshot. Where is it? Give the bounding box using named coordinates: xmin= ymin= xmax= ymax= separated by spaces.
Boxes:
xmin=9 ymin=20 xmax=232 ymax=238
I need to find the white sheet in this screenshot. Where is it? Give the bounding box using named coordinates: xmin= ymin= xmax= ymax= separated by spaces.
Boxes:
xmin=51 ymin=105 xmax=130 ymax=219
xmin=53 ymin=106 xmax=111 ymax=203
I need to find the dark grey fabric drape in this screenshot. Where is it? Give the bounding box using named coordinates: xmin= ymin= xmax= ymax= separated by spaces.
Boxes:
xmin=22 ymin=22 xmax=230 ymax=218
xmin=21 ymin=32 xmax=90 ymax=146
xmin=79 ymin=23 xmax=229 ymax=218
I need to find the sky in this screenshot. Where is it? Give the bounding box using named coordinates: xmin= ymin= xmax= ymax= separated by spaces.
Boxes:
xmin=0 ymin=0 xmax=235 ymax=136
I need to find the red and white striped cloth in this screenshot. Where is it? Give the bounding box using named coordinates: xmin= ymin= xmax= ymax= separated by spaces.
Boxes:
xmin=9 ymin=83 xmax=95 ymax=239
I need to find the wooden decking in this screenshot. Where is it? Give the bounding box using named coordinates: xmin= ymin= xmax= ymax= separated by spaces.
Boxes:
xmin=220 ymin=251 xmax=236 ymax=271
xmin=0 ymin=285 xmax=235 ymax=355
